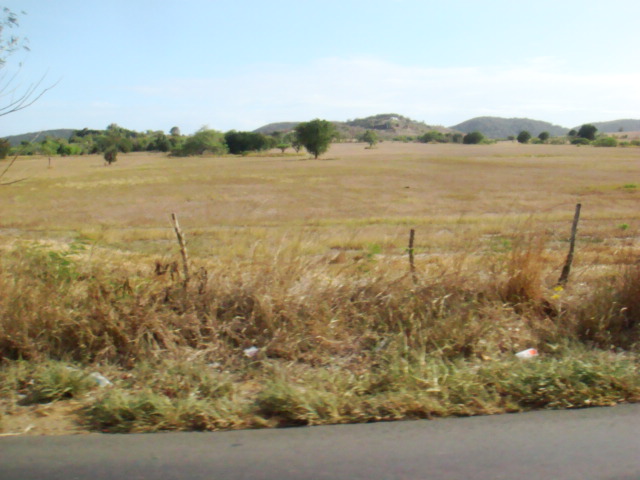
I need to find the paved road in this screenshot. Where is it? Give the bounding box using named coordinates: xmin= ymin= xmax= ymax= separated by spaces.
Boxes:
xmin=1 ymin=404 xmax=639 ymax=480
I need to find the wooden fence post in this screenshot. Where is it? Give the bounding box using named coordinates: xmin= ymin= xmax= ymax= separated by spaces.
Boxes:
xmin=408 ymin=228 xmax=417 ymax=284
xmin=558 ymin=203 xmax=582 ymax=286
xmin=171 ymin=213 xmax=190 ymax=287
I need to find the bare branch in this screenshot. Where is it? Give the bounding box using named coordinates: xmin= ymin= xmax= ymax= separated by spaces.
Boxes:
xmin=0 ymin=74 xmax=58 ymax=117
xmin=0 ymin=131 xmax=41 ymax=185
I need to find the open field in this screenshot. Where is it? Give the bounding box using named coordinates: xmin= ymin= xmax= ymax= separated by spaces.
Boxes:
xmin=1 ymin=142 xmax=639 ymax=435
xmin=2 ymin=142 xmax=639 ymax=259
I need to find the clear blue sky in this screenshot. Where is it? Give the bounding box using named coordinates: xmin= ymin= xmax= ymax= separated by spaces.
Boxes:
xmin=2 ymin=0 xmax=639 ymax=136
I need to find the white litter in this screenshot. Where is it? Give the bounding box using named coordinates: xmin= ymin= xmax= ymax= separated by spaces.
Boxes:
xmin=89 ymin=372 xmax=113 ymax=387
xmin=243 ymin=346 xmax=260 ymax=358
xmin=515 ymin=348 xmax=539 ymax=359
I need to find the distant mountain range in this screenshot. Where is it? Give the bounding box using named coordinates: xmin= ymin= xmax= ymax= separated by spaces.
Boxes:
xmin=255 ymin=113 xmax=453 ymax=140
xmin=586 ymin=119 xmax=640 ymax=134
xmin=4 ymin=129 xmax=76 ymax=146
xmin=255 ymin=115 xmax=640 ymax=139
xmin=450 ymin=117 xmax=568 ymax=138
xmin=4 ymin=116 xmax=640 ymax=145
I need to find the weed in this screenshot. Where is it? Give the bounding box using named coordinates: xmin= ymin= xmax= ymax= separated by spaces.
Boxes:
xmin=17 ymin=361 xmax=95 ymax=405
xmin=84 ymin=388 xmax=247 ymax=433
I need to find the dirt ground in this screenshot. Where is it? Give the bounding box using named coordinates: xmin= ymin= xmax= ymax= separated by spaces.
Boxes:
xmin=0 ymin=400 xmax=91 ymax=436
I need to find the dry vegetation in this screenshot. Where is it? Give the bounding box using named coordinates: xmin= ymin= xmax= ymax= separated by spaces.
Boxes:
xmin=1 ymin=142 xmax=639 ymax=434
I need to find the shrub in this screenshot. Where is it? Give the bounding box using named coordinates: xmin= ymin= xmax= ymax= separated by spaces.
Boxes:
xmin=419 ymin=131 xmax=445 ymax=143
xmin=577 ymin=124 xmax=598 ymax=141
xmin=360 ymin=130 xmax=379 ymax=147
xmin=593 ymin=136 xmax=618 ymax=147
xmin=224 ymin=131 xmax=271 ymax=154
xmin=173 ymin=128 xmax=227 ymax=156
xmin=294 ymin=119 xmax=336 ymax=159
xmin=463 ymin=131 xmax=484 ymax=144
xmin=571 ymin=137 xmax=591 ymax=145
xmin=104 ymin=146 xmax=118 ymax=165
xmin=19 ymin=362 xmax=96 ymax=405
xmin=517 ymin=131 xmax=531 ymax=144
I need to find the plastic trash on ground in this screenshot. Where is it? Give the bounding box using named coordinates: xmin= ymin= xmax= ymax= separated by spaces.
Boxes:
xmin=89 ymin=372 xmax=113 ymax=387
xmin=515 ymin=348 xmax=539 ymax=359
xmin=243 ymin=346 xmax=260 ymax=358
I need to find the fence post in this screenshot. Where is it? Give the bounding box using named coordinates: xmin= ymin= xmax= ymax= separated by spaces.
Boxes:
xmin=558 ymin=203 xmax=582 ymax=286
xmin=171 ymin=213 xmax=190 ymax=287
xmin=408 ymin=228 xmax=417 ymax=284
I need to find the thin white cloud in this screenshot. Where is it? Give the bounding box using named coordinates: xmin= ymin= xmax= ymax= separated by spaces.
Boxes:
xmin=125 ymin=56 xmax=640 ymax=132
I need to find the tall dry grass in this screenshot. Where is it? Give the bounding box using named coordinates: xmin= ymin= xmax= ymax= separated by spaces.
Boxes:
xmin=1 ymin=233 xmax=637 ymax=368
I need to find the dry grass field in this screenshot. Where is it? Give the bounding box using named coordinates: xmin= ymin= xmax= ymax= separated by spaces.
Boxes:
xmin=1 ymin=142 xmax=639 ymax=435
xmin=2 ymin=142 xmax=639 ymax=257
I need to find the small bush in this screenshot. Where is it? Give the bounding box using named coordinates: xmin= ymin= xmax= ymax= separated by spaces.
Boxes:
xmin=19 ymin=362 xmax=95 ymax=405
xmin=85 ymin=389 xmax=246 ymax=432
xmin=463 ymin=131 xmax=484 ymax=144
xmin=593 ymin=136 xmax=618 ymax=147
xmin=103 ymin=146 xmax=118 ymax=165
xmin=571 ymin=137 xmax=591 ymax=145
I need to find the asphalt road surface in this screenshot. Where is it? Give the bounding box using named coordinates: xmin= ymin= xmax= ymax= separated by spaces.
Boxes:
xmin=1 ymin=404 xmax=639 ymax=480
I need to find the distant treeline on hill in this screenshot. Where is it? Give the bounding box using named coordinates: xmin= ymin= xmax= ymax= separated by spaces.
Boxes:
xmin=450 ymin=117 xmax=640 ymax=139
xmin=450 ymin=117 xmax=568 ymax=138
xmin=255 ymin=115 xmax=640 ymax=140
xmin=0 ymin=124 xmax=300 ymax=158
xmin=2 ymin=115 xmax=639 ymax=159
xmin=255 ymin=113 xmax=453 ymax=140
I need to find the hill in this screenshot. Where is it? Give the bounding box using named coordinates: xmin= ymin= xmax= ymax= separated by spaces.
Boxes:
xmin=2 ymin=129 xmax=76 ymax=146
xmin=450 ymin=117 xmax=568 ymax=139
xmin=341 ymin=113 xmax=452 ymax=139
xmin=255 ymin=114 xmax=452 ymax=140
xmin=581 ymin=119 xmax=640 ymax=133
xmin=253 ymin=122 xmax=300 ymax=135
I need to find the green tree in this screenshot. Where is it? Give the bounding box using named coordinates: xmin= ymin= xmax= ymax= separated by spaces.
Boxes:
xmin=419 ymin=130 xmax=445 ymax=143
xmin=224 ymin=131 xmax=270 ymax=154
xmin=294 ymin=119 xmax=336 ymax=159
xmin=291 ymin=137 xmax=302 ymax=153
xmin=173 ymin=128 xmax=227 ymax=156
xmin=148 ymin=132 xmax=171 ymax=152
xmin=103 ymin=145 xmax=117 ymax=165
xmin=538 ymin=131 xmax=550 ymax=142
xmin=577 ymin=124 xmax=597 ymax=141
xmin=169 ymin=126 xmax=181 ymax=137
xmin=517 ymin=131 xmax=531 ymax=144
xmin=361 ymin=129 xmax=379 ymax=148
xmin=463 ymin=131 xmax=484 ymax=144
xmin=593 ymin=136 xmax=618 ymax=147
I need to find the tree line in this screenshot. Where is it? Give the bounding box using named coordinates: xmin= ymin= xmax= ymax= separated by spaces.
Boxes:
xmin=0 ymin=119 xmax=338 ymax=163
xmin=1 ymin=120 xmax=634 ymax=165
xmin=510 ymin=124 xmax=634 ymax=147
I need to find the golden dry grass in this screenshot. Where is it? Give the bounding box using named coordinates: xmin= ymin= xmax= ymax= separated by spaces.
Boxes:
xmin=1 ymin=142 xmax=638 ymax=259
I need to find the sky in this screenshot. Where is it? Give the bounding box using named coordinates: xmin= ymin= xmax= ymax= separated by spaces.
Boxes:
xmin=1 ymin=0 xmax=639 ymax=136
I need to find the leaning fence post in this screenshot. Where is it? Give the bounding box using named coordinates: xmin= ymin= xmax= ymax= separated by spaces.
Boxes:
xmin=408 ymin=228 xmax=417 ymax=284
xmin=558 ymin=203 xmax=582 ymax=286
xmin=171 ymin=213 xmax=190 ymax=287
